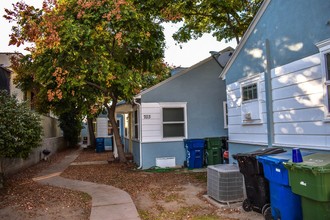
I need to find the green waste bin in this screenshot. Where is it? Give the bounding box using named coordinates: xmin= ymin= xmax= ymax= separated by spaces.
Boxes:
xmin=284 ymin=153 xmax=330 ymax=220
xmin=204 ymin=137 xmax=223 ymax=165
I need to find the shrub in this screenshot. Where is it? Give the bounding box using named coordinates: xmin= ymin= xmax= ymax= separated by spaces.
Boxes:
xmin=59 ymin=110 xmax=82 ymax=147
xmin=0 ymin=90 xmax=42 ymax=186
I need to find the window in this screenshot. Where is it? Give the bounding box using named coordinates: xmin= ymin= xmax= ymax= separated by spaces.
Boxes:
xmin=316 ymin=38 xmax=330 ymax=118
xmin=223 ymin=101 xmax=228 ymax=128
xmin=239 ymin=74 xmax=262 ymax=124
xmin=242 ymin=83 xmax=258 ymax=101
xmin=124 ymin=114 xmax=129 ymax=138
xmin=162 ymin=108 xmax=185 ymax=138
xmin=134 ymin=110 xmax=139 ymax=139
xmin=325 ymin=53 xmax=330 ymax=114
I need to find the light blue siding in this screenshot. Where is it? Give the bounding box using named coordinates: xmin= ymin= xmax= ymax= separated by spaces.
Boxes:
xmin=141 ymin=142 xmax=186 ymax=169
xmin=142 ymin=59 xmax=227 ymax=138
xmin=225 ymin=0 xmax=330 ymax=159
xmin=226 ymin=0 xmax=330 ymax=85
xmin=139 ymin=58 xmax=228 ymax=169
xmin=131 ymin=140 xmax=140 ymax=165
xmin=228 ymin=143 xmax=266 ymax=164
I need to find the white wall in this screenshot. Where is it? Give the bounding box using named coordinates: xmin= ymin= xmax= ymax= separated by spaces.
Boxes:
xmin=271 ymin=53 xmax=330 ymax=150
xmin=140 ymin=102 xmax=187 ymax=143
xmin=226 ymin=53 xmax=330 ymax=150
xmin=141 ymin=103 xmax=162 ymax=143
xmin=226 ymin=74 xmax=268 ymax=144
xmin=96 ymin=118 xmax=109 ymax=137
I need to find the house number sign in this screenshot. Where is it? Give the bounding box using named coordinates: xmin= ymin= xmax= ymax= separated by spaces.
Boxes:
xmin=143 ymin=114 xmax=151 ymax=119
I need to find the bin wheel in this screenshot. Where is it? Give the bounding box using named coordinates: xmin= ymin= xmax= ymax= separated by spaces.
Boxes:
xmin=242 ymin=199 xmax=252 ymax=212
xmin=263 ymin=206 xmax=273 ymax=220
xmin=261 ymin=203 xmax=270 ymax=215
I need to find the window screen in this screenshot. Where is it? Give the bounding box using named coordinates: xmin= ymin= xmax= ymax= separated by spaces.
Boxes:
xmin=242 ymin=83 xmax=258 ymax=101
xmin=162 ymin=108 xmax=185 ymax=138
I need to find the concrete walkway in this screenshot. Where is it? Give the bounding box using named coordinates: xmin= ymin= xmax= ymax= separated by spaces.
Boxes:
xmin=33 ymin=150 xmax=140 ymax=220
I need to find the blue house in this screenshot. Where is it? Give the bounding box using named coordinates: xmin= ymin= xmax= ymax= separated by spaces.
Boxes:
xmin=220 ymin=0 xmax=330 ymax=162
xmin=80 ymin=112 xmax=124 ymax=152
xmin=117 ymin=47 xmax=233 ymax=169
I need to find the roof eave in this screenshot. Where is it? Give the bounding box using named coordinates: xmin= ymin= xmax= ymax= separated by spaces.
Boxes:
xmin=134 ymin=56 xmax=214 ymax=98
xmin=136 ymin=46 xmax=235 ymax=99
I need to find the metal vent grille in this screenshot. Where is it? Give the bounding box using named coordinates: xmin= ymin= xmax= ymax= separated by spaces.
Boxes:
xmin=207 ymin=164 xmax=244 ymax=203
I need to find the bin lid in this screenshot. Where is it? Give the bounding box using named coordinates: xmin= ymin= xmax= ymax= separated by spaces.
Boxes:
xmin=184 ymin=139 xmax=205 ymax=149
xmin=232 ymin=147 xmax=285 ymax=159
xmin=204 ymin=137 xmax=220 ymax=140
xmin=257 ymin=151 xmax=314 ymax=165
xmin=184 ymin=139 xmax=205 ymax=143
xmin=284 ymin=153 xmax=330 ymax=173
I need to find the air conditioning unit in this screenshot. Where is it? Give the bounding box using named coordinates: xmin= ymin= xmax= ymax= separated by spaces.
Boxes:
xmin=244 ymin=112 xmax=252 ymax=120
xmin=207 ymin=164 xmax=244 ymax=204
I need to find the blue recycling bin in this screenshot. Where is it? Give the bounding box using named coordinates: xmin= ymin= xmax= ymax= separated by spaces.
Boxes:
xmin=184 ymin=139 xmax=205 ymax=169
xmin=95 ymin=137 xmax=105 ymax=153
xmin=257 ymin=151 xmax=314 ymax=220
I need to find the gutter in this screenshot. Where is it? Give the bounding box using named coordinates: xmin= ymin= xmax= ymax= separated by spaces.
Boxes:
xmin=133 ymin=97 xmax=143 ymax=169
xmin=265 ymin=39 xmax=274 ymax=147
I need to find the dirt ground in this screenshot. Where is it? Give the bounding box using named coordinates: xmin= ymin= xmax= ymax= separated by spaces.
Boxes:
xmin=0 ymin=147 xmax=263 ymax=220
xmin=0 ymin=148 xmax=91 ymax=220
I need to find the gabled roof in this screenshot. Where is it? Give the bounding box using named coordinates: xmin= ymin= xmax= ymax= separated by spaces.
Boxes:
xmin=0 ymin=65 xmax=12 ymax=73
xmin=219 ymin=0 xmax=271 ymax=79
xmin=135 ymin=46 xmax=234 ymax=98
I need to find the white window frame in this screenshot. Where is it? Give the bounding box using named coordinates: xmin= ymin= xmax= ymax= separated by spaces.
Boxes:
xmin=316 ymin=38 xmax=330 ymax=120
xmin=242 ymin=83 xmax=258 ymax=102
xmin=223 ymin=101 xmax=228 ymax=129
xmin=133 ymin=109 xmax=139 ymax=140
xmin=239 ymin=74 xmax=262 ymax=124
xmin=160 ymin=102 xmax=187 ymax=141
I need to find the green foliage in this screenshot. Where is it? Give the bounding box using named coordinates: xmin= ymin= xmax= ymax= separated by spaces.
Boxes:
xmin=6 ymin=0 xmax=169 ymax=113
xmin=5 ymin=0 xmax=170 ymax=162
xmin=59 ymin=110 xmax=82 ymax=147
xmin=156 ymin=0 xmax=263 ymax=44
xmin=0 ymin=90 xmax=42 ymax=160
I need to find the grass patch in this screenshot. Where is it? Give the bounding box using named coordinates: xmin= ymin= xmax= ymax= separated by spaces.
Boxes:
xmin=193 ymin=173 xmax=207 ymax=182
xmin=192 ymin=215 xmax=222 ymax=220
xmin=79 ymin=192 xmax=92 ymax=203
xmin=139 ymin=203 xmax=223 ymax=220
xmin=149 ymin=189 xmax=166 ymax=200
xmin=139 ymin=210 xmax=153 ymax=219
xmin=164 ymin=192 xmax=184 ymax=203
xmin=144 ymin=166 xmax=176 ymax=173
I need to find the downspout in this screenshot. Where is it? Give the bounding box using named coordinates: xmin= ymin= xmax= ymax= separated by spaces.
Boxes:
xmin=265 ymin=39 xmax=274 ymax=147
xmin=133 ymin=98 xmax=143 ymax=169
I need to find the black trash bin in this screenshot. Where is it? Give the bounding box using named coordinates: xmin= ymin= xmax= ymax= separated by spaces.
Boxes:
xmin=232 ymin=147 xmax=285 ymax=217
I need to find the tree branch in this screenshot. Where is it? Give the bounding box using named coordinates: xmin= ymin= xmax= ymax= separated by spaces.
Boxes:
xmin=85 ymin=81 xmax=108 ymax=94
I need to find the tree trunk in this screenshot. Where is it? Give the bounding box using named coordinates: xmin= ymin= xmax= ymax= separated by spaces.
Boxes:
xmin=87 ymin=117 xmax=96 ymax=148
xmin=106 ymin=101 xmax=127 ymax=163
xmin=0 ymin=159 xmax=4 ymax=189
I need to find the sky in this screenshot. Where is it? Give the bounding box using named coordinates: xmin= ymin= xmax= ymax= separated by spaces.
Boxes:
xmin=0 ymin=1 xmax=236 ymax=67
